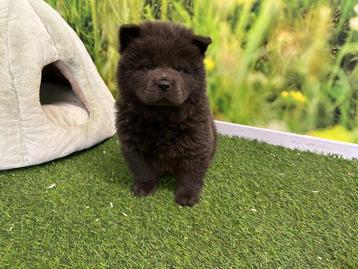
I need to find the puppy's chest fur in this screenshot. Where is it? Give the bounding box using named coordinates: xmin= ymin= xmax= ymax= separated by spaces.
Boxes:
xmin=118 ymin=104 xmax=208 ymax=158
xmin=123 ymin=117 xmax=201 ymax=158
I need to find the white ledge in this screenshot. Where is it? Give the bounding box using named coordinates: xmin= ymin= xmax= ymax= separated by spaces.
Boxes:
xmin=215 ymin=120 xmax=358 ymax=160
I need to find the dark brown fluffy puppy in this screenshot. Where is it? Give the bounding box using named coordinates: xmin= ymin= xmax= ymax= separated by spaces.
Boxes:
xmin=116 ymin=21 xmax=217 ymax=206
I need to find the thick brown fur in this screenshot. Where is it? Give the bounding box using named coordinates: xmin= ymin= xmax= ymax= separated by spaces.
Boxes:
xmin=115 ymin=21 xmax=217 ymax=206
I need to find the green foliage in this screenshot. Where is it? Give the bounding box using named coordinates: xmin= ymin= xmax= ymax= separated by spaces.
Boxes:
xmin=1 ymin=137 xmax=358 ymax=268
xmin=45 ymin=0 xmax=358 ymax=141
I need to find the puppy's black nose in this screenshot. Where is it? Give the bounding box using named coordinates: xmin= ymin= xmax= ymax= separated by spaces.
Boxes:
xmin=157 ymin=79 xmax=171 ymax=92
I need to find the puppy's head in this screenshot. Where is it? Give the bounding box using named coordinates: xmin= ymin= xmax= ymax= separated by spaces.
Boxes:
xmin=117 ymin=22 xmax=211 ymax=107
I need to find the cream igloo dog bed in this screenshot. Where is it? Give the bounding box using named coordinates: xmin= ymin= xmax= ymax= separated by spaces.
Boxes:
xmin=0 ymin=0 xmax=116 ymax=170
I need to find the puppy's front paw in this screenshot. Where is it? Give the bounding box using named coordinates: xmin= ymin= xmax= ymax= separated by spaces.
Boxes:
xmin=132 ymin=180 xmax=158 ymax=197
xmin=175 ymin=189 xmax=200 ymax=207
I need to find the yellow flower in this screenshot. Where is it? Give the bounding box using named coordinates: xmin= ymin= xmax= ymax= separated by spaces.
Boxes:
xmin=290 ymin=91 xmax=306 ymax=103
xmin=350 ymin=16 xmax=358 ymax=31
xmin=281 ymin=91 xmax=289 ymax=97
xmin=308 ymin=125 xmax=354 ymax=143
xmin=281 ymin=90 xmax=306 ymax=103
xmin=204 ymin=57 xmax=215 ymax=71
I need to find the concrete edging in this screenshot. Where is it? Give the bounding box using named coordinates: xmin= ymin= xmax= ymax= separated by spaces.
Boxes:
xmin=215 ymin=120 xmax=358 ymax=160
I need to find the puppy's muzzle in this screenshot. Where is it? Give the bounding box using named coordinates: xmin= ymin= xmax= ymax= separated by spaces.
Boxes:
xmin=157 ymin=79 xmax=172 ymax=93
xmin=156 ymin=78 xmax=173 ymax=93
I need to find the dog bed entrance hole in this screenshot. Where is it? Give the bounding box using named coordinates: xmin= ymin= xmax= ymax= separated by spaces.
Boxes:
xmin=40 ymin=61 xmax=90 ymax=127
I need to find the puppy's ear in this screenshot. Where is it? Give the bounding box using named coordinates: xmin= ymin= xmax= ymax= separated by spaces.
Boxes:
xmin=192 ymin=35 xmax=212 ymax=55
xmin=119 ymin=24 xmax=141 ymax=53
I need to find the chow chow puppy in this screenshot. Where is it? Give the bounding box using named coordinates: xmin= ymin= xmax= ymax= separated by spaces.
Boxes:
xmin=116 ymin=21 xmax=217 ymax=206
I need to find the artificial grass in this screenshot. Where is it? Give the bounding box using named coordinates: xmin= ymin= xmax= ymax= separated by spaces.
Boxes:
xmin=0 ymin=136 xmax=357 ymax=268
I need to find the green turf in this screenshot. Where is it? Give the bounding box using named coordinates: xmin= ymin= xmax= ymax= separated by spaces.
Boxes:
xmin=0 ymin=136 xmax=357 ymax=268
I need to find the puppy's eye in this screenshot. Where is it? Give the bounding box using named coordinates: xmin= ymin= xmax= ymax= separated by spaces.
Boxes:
xmin=138 ymin=63 xmax=153 ymax=70
xmin=177 ymin=67 xmax=189 ymax=74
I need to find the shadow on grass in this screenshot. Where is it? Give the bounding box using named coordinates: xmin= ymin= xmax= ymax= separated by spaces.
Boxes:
xmin=0 ymin=137 xmax=178 ymax=196
xmin=158 ymin=175 xmax=177 ymax=193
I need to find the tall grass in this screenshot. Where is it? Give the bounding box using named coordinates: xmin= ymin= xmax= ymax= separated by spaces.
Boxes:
xmin=45 ymin=0 xmax=358 ymax=142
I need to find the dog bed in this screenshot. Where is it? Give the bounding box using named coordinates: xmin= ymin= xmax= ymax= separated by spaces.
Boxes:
xmin=0 ymin=0 xmax=115 ymax=170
